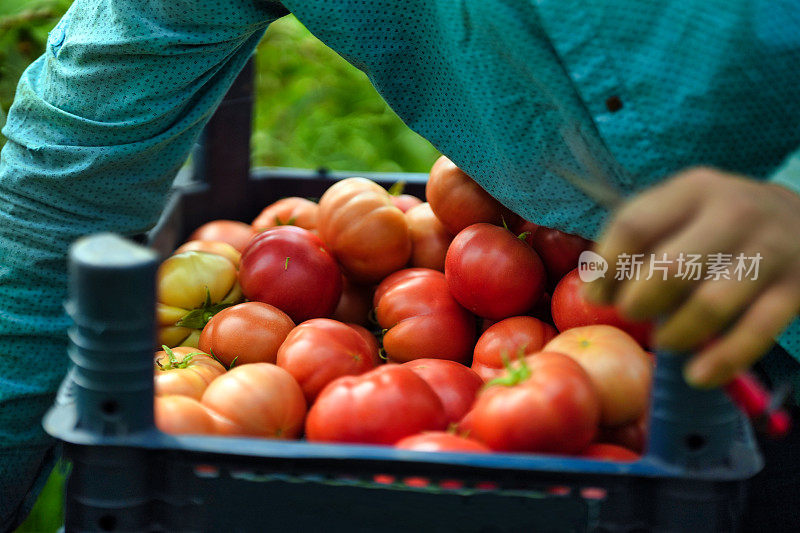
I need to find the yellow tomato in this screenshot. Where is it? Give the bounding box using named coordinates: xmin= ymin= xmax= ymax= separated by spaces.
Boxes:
xmin=156 ymin=251 xmax=242 ymax=347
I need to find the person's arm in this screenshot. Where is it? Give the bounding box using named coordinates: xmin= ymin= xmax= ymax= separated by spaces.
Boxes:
xmin=0 ymin=1 xmax=286 ymax=528
xmin=586 ymin=162 xmax=800 ymax=389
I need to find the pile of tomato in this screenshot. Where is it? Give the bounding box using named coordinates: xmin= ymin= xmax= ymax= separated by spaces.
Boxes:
xmin=153 ymin=156 xmax=654 ymax=462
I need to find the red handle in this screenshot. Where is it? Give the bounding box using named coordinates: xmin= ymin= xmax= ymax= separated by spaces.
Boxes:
xmin=725 ymin=372 xmax=791 ymax=439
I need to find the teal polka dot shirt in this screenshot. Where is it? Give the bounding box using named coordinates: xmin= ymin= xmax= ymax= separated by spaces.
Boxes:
xmin=1 ymin=0 xmax=799 ymax=526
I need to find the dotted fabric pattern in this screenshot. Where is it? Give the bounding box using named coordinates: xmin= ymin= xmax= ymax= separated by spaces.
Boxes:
xmin=1 ymin=0 xmax=799 ymax=525
xmin=0 ymin=0 xmax=286 ymax=527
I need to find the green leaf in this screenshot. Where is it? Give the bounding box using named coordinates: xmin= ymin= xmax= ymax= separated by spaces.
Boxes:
xmin=275 ymin=216 xmax=297 ymax=226
xmin=387 ymin=180 xmax=406 ymax=196
xmin=174 ymin=302 xmax=235 ymax=330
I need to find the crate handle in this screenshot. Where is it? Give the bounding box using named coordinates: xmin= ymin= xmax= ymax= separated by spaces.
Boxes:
xmin=66 ymin=233 xmax=159 ymax=435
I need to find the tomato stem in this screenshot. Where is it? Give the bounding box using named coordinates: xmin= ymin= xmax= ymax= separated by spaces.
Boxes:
xmin=275 ymin=216 xmax=297 ymax=226
xmin=485 ymin=351 xmax=531 ymax=387
xmin=156 ymin=345 xmax=196 ymax=371
xmin=387 ymin=180 xmax=406 ymax=196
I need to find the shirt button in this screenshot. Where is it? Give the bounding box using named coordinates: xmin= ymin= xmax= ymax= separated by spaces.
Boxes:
xmin=605 ymin=96 xmax=623 ymax=113
xmin=49 ymin=27 xmax=65 ymax=47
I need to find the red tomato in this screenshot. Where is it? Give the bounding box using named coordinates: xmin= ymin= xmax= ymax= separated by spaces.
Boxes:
xmin=544 ymin=325 xmax=653 ymax=427
xmin=155 ymin=395 xmax=217 ymax=435
xmin=305 ymin=365 xmax=447 ymax=444
xmin=395 ymin=432 xmax=490 ymax=453
xmin=581 ymin=443 xmax=641 ymax=462
xmin=551 ymin=269 xmax=654 ymax=347
xmin=472 ymin=316 xmax=558 ymax=382
xmin=469 ymin=352 xmax=600 ymax=454
xmin=455 ymin=406 xmax=478 ymax=436
xmin=514 ymin=223 xmax=593 ymax=285
xmin=331 ymin=276 xmax=375 ymax=327
xmin=514 ymin=219 xmax=539 ymax=241
xmin=390 ymin=194 xmax=423 ymax=213
xmin=189 ymin=220 xmax=256 ymax=252
xmin=199 ymin=302 xmax=295 ymax=367
xmin=405 ymin=202 xmax=452 ymax=271
xmin=174 ymin=240 xmax=241 ymax=268
xmin=426 ymin=156 xmax=517 ymax=235
xmin=403 ymin=359 xmax=483 ymax=423
xmin=277 ymin=318 xmax=382 ymax=404
xmin=445 ymin=223 xmax=546 ymax=320
xmin=374 ymin=268 xmax=475 ymax=363
xmin=347 ymin=323 xmax=381 ymax=356
xmin=153 ymin=346 xmax=226 ymax=400
xmin=597 ymin=413 xmax=649 ymax=454
xmin=372 ymin=268 xmax=432 ymax=305
xmin=530 ymin=291 xmax=554 ymax=325
xmin=318 ymin=177 xmax=411 ymax=283
xmin=201 ymin=363 xmax=306 ymax=439
xmin=239 ymin=226 xmax=342 ymax=323
xmin=252 ymin=197 xmax=319 ymax=232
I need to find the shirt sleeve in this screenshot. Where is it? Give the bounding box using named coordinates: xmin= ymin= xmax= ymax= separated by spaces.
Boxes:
xmin=0 ymin=0 xmax=285 ymax=528
xmin=766 ymin=151 xmax=800 ymax=368
xmin=769 ymin=148 xmax=800 ymax=197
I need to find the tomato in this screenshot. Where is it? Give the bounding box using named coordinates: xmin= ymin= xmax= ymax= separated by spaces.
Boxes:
xmin=530 ymin=291 xmax=554 ymax=325
xmin=551 ymin=269 xmax=654 ymax=347
xmin=153 ymin=346 xmax=226 ymax=400
xmin=157 ymin=251 xmax=242 ymax=348
xmin=347 ymin=323 xmax=381 ymax=356
xmin=372 ymin=268 xmax=431 ymax=304
xmin=544 ymin=325 xmax=653 ymax=427
xmin=174 ymin=240 xmax=241 ymax=268
xmin=468 ymin=352 xmax=600 ymax=454
xmin=445 ymin=223 xmax=546 ymax=320
xmin=205 ymin=407 xmax=246 ymax=436
xmin=199 ymin=302 xmax=295 ymax=367
xmin=514 ymin=222 xmax=593 ymax=286
xmin=581 ymin=443 xmax=641 ymax=462
xmin=277 ymin=318 xmax=382 ymax=404
xmin=189 ymin=219 xmax=256 ymax=252
xmin=155 ymin=395 xmax=217 ymax=435
xmin=252 ymin=197 xmax=319 ymax=232
xmin=403 ymin=359 xmax=483 ymax=423
xmin=239 ymin=226 xmax=342 ymax=323
xmin=395 ymin=432 xmax=490 ymax=453
xmin=513 ymin=219 xmax=539 ymax=242
xmin=405 ymin=202 xmax=452 ymax=272
xmin=201 ymin=363 xmax=306 ymax=439
xmin=472 ymin=316 xmax=557 ymax=382
xmin=374 ymin=268 xmax=475 ymax=363
xmin=331 ymin=276 xmax=374 ymax=327
xmin=597 ymin=413 xmax=648 ymax=454
xmin=390 ymin=194 xmax=423 ymax=213
xmin=426 ymin=156 xmax=517 ymax=235
xmin=306 ymin=365 xmax=447 ymax=444
xmin=318 ymin=177 xmax=412 ymax=283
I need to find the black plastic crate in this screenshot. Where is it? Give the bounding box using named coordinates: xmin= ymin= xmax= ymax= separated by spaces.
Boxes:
xmin=44 ymin=61 xmax=762 ymax=533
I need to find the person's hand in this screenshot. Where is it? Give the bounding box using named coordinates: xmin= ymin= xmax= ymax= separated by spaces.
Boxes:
xmin=585 ymin=167 xmax=800 ymax=388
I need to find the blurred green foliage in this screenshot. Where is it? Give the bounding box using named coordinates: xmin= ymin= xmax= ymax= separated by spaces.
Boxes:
xmin=0 ymin=0 xmax=73 ymax=144
xmin=3 ymin=3 xmax=438 ymax=532
xmin=252 ymin=17 xmax=439 ymax=173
